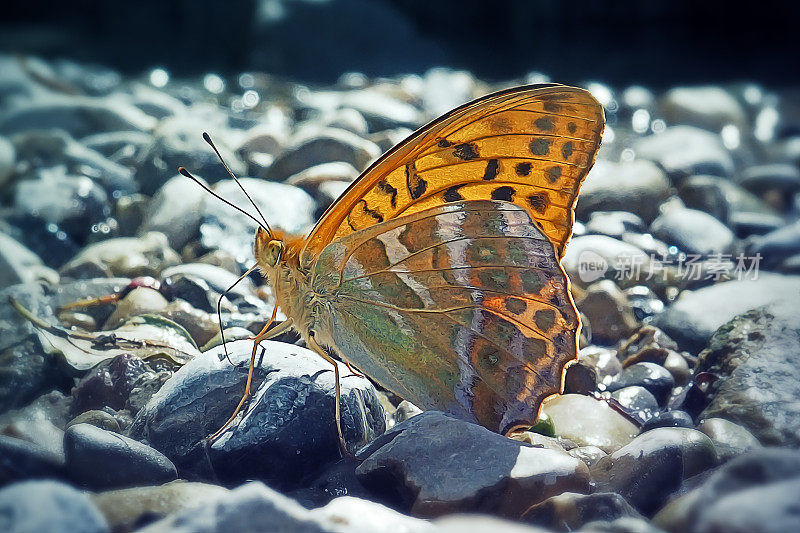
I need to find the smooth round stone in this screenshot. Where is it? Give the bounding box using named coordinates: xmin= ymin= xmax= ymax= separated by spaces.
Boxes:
xmin=71 ymin=353 xmax=160 ymax=413
xmin=562 ymin=235 xmax=650 ymax=288
xmin=606 ymin=362 xmax=675 ymax=406
xmin=14 ymin=168 xmax=111 ymax=242
xmin=641 ymin=410 xmax=694 ymax=432
xmin=695 ymin=479 xmax=800 ymax=533
xmin=0 ymin=232 xmax=59 ymax=288
xmin=576 ymin=160 xmax=671 ymax=223
xmin=321 ymin=107 xmax=369 ymax=135
xmin=268 ymin=127 xmax=381 ymax=180
xmin=663 ymin=351 xmax=691 ymax=386
xmin=334 ymin=88 xmax=423 ymax=131
xmin=64 ymin=423 xmax=177 ymax=490
xmin=91 ymin=481 xmax=228 ymax=532
xmin=578 ymin=346 xmax=622 ymax=382
xmin=102 ymin=287 xmax=169 ymax=329
xmin=611 ymin=386 xmax=659 ymax=424
xmin=660 ymin=86 xmax=747 ymax=131
xmin=60 ymin=232 xmax=180 ymax=279
xmin=747 ymin=219 xmax=800 ymax=269
xmin=654 ymin=274 xmax=800 ymax=352
xmin=563 ymin=361 xmax=598 ymax=395
xmin=66 ymin=410 xmax=121 ymax=433
xmin=730 ymin=211 xmax=786 ymax=238
xmin=157 ymin=299 xmax=220 ymax=348
xmin=139 ymin=174 xmax=208 ymax=250
xmin=737 ymin=163 xmax=800 ymax=195
xmin=697 ymin=418 xmax=761 ymax=462
xmin=586 ymin=211 xmax=646 ymax=238
xmin=635 ymin=125 xmax=735 ymax=179
xmin=0 ymin=97 xmax=155 ymax=139
xmin=591 ymin=427 xmax=717 ymax=515
xmin=578 ymin=280 xmax=639 ymax=345
xmin=522 ymin=491 xmax=642 ymax=531
xmin=355 ymin=411 xmax=590 ymax=518
xmin=285 ymin=161 xmax=359 ymax=187
xmin=542 ymin=394 xmax=639 ymax=453
xmin=679 ymin=174 xmax=779 ymax=227
xmin=0 ymin=480 xmax=109 ymax=533
xmin=128 ymin=340 xmax=385 ymax=489
xmin=568 ymin=445 xmax=608 ymax=468
xmin=0 ymin=435 xmax=65 ymax=485
xmin=12 ymin=129 xmax=135 ymax=194
xmin=651 ymin=207 xmax=735 ymax=256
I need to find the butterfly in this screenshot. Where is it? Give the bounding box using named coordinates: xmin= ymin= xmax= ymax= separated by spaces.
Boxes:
xmin=180 ymin=83 xmax=604 ymax=452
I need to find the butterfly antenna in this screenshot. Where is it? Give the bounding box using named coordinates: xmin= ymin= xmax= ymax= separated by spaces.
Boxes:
xmin=202 ymin=132 xmax=273 ymax=237
xmin=177 ymin=167 xmax=268 ymax=232
xmin=216 ymin=263 xmax=259 ymax=366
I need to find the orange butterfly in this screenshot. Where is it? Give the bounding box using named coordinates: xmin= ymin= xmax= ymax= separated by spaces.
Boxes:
xmin=181 ymin=84 xmax=604 ymax=452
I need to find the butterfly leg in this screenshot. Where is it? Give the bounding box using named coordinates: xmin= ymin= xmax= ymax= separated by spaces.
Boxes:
xmin=207 ymin=314 xmax=294 ymax=442
xmin=342 ymin=357 xmax=365 ymax=379
xmin=307 ymin=336 xmax=351 ymax=457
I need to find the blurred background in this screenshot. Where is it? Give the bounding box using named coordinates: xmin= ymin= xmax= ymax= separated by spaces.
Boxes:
xmin=2 ymin=0 xmax=800 ymax=85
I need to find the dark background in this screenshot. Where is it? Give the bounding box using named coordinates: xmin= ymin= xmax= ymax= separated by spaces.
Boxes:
xmin=1 ymin=0 xmax=798 ymax=86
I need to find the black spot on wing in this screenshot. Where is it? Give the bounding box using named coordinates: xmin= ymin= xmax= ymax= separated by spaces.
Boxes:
xmin=515 ymin=162 xmax=532 ymax=176
xmin=453 ymin=142 xmax=480 ymax=160
xmin=567 ymin=122 xmax=577 ymax=134
xmin=482 ymin=159 xmax=500 ymax=180
xmin=438 ymin=139 xmax=453 ymax=148
xmin=491 ymin=186 xmax=515 ymax=202
xmin=562 ymin=142 xmax=574 ymax=159
xmin=377 ymin=179 xmax=398 ymax=208
xmin=545 ymin=166 xmax=561 ymax=183
xmin=443 ymin=185 xmax=464 ymax=202
xmin=405 ymin=163 xmax=428 ymax=200
xmin=534 ymin=116 xmax=555 ymax=131
xmin=529 ymin=138 xmax=551 ymax=156
xmin=505 ymin=297 xmax=527 ymax=314
xmin=527 ymin=192 xmax=549 ymax=213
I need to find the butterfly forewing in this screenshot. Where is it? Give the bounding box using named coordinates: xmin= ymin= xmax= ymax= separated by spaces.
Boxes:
xmin=311 ymin=200 xmax=578 ymax=434
xmin=301 ymin=85 xmax=604 ymax=264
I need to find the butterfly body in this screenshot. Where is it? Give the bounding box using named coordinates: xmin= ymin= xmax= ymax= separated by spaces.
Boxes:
xmin=238 ymin=84 xmax=603 ymax=444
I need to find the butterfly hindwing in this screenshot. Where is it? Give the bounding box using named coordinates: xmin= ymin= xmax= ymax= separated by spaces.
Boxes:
xmin=310 ymin=200 xmax=578 ymax=433
xmin=301 ymin=84 xmax=604 ymax=265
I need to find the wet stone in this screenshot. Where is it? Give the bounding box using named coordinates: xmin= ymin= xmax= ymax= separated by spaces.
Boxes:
xmin=0 ymin=434 xmax=65 ymax=486
xmin=635 ymin=125 xmax=735 ymax=179
xmin=578 ymin=280 xmax=639 ymax=345
xmin=128 ymin=340 xmax=385 ymax=490
xmin=640 ymin=410 xmax=694 ymax=432
xmin=355 ymin=411 xmax=591 ymax=518
xmin=542 ymin=394 xmax=639 ymax=453
xmin=696 ymin=418 xmax=761 ymax=462
xmin=650 ymin=207 xmax=735 ymax=256
xmin=611 ymin=386 xmax=659 ymax=425
xmin=64 ymin=423 xmax=177 ymax=490
xmin=522 ymin=492 xmax=643 ymax=532
xmin=0 ymin=480 xmax=109 ymax=533
xmin=606 ymin=363 xmax=675 ymax=407
xmin=591 ymin=427 xmax=717 ymax=516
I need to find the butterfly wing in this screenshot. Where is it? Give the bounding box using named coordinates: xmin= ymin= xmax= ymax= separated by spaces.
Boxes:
xmin=301 ymin=84 xmax=604 ymax=266
xmin=310 ymin=200 xmax=578 ymax=434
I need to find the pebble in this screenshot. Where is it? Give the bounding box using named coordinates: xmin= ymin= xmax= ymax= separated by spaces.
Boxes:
xmin=635 ymin=125 xmax=735 ymax=179
xmin=576 ymin=160 xmax=671 ymax=223
xmin=650 ymin=207 xmax=735 ymax=256
xmin=522 ymin=492 xmax=642 ymax=531
xmin=66 ymin=410 xmax=121 ymax=433
xmin=59 ymin=231 xmax=180 ymax=279
xmin=71 ymin=352 xmax=167 ymax=413
xmin=678 ymin=174 xmax=780 ymax=231
xmin=0 ymin=480 xmax=109 ymax=533
xmin=91 ymin=481 xmax=228 ymax=532
xmin=695 ymin=299 xmax=800 ymax=447
xmin=591 ymin=427 xmax=717 ymax=515
xmin=654 ymin=274 xmax=800 ymax=352
xmin=586 ymin=211 xmax=646 ymax=239
xmin=696 ymin=418 xmax=761 ymax=462
xmin=64 ymin=423 xmax=177 ymax=490
xmin=139 ymin=173 xmax=208 ymax=250
xmin=0 ymin=232 xmax=59 ymax=288
xmin=606 ymin=363 xmax=675 ymax=407
xmin=660 ymin=86 xmax=747 ymax=132
xmin=102 ymin=286 xmax=169 ymax=328
xmin=640 ymin=410 xmax=694 ymax=432
xmin=268 ymin=127 xmax=382 ymax=180
xmin=611 ymin=386 xmax=659 ymax=424
xmin=128 ymin=340 xmax=385 ymax=488
xmin=746 ymin=219 xmax=800 ymax=269
xmin=541 ymin=394 xmax=639 ymax=453
xmin=355 ymin=411 xmax=591 ymax=518
xmin=577 ymin=280 xmax=639 ymax=345
xmin=562 ymin=235 xmax=650 ymax=288
xmin=736 ymin=163 xmax=800 ymax=200
xmin=0 ymin=434 xmax=65 ymax=485
xmin=653 ymin=449 xmax=800 ymax=532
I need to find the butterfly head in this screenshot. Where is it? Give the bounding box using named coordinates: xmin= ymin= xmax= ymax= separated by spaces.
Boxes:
xmin=255 ymin=226 xmax=284 ymax=269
